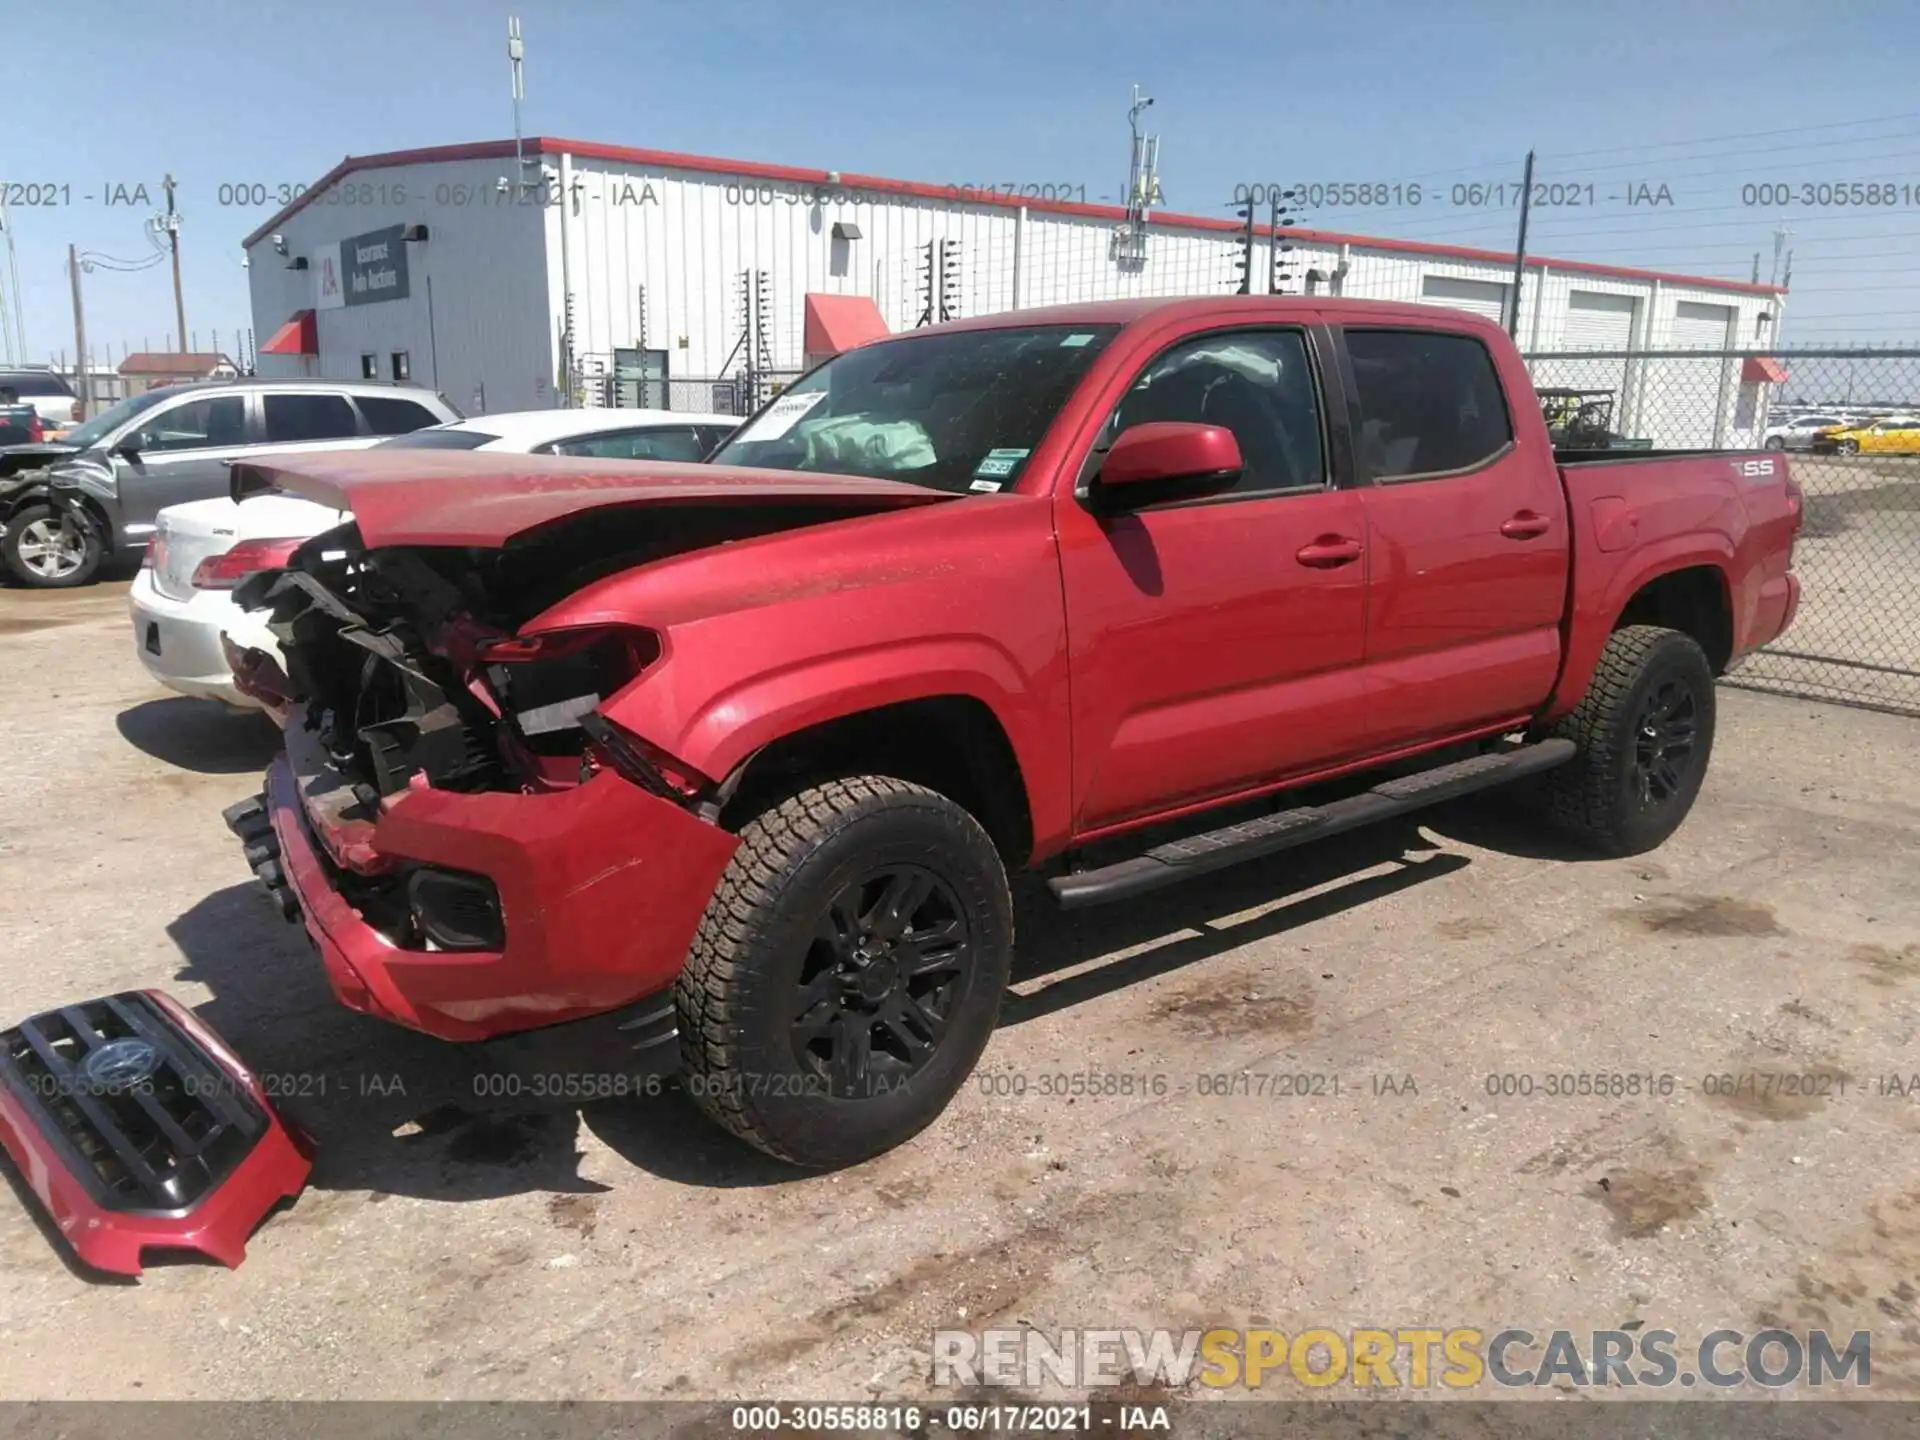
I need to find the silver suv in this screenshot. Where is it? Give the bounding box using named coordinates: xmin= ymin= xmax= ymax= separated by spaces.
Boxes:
xmin=0 ymin=379 xmax=460 ymax=588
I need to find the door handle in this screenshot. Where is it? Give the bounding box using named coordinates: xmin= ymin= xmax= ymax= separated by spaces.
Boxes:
xmin=1295 ymin=535 xmax=1364 ymax=568
xmin=1500 ymin=511 xmax=1552 ymax=540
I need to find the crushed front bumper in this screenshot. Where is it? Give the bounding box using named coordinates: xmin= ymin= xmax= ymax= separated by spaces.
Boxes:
xmin=0 ymin=991 xmax=311 ymax=1276
xmin=232 ymin=751 xmax=740 ymax=1045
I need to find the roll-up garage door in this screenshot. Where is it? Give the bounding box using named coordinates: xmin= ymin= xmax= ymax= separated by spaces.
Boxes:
xmin=1642 ymin=302 xmax=1736 ymax=446
xmin=1420 ymin=276 xmax=1510 ymax=324
xmin=1533 ymin=290 xmax=1639 ymax=425
xmin=1670 ymin=301 xmax=1733 ymax=350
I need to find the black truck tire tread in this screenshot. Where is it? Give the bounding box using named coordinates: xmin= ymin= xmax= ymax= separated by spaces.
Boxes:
xmin=1539 ymin=624 xmax=1713 ymax=855
xmin=676 ymin=775 xmax=1009 ymax=1165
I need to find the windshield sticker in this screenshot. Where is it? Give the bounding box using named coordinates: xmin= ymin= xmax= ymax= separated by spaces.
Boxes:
xmin=972 ymin=447 xmax=1031 ymax=482
xmin=735 ymin=390 xmax=827 ymax=444
xmin=1060 ymin=333 xmax=1096 ymax=348
xmin=969 ymin=477 xmax=1005 ymax=492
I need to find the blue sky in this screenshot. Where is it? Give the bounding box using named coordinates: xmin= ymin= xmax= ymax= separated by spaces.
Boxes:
xmin=6 ymin=0 xmax=1917 ymax=364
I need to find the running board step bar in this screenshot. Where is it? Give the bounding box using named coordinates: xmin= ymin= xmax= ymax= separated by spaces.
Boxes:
xmin=1049 ymin=738 xmax=1576 ymax=909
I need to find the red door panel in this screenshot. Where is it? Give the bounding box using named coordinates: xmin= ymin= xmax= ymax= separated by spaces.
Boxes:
xmin=1360 ymin=458 xmax=1568 ymax=742
xmin=1339 ymin=326 xmax=1570 ymax=749
xmin=1056 ymin=489 xmax=1370 ymax=832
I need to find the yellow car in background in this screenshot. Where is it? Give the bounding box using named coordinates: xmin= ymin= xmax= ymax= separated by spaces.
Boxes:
xmin=1812 ymin=414 xmax=1920 ymax=455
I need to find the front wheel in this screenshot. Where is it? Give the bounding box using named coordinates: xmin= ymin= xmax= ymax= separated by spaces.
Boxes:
xmin=1537 ymin=625 xmax=1716 ymax=857
xmin=2 ymin=503 xmax=103 ymax=588
xmin=676 ymin=776 xmax=1014 ymax=1168
xmin=1836 ymin=438 xmax=1860 ymax=456
xmin=1763 ymin=436 xmax=1785 ymax=451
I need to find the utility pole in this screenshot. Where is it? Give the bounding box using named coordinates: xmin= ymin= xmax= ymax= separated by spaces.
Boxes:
xmin=1233 ymin=196 xmax=1256 ymax=294
xmin=1 ymin=194 xmax=25 ymax=361
xmin=68 ymin=245 xmax=89 ymax=419
xmin=1769 ymin=227 xmax=1792 ymax=287
xmin=164 ymin=174 xmax=187 ymax=353
xmin=1506 ymin=151 xmax=1535 ymax=339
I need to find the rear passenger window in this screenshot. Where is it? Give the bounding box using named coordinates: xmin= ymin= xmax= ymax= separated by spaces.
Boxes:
xmin=357 ymin=395 xmax=440 ymax=435
xmin=1344 ymin=330 xmax=1513 ymax=480
xmin=1109 ymin=330 xmax=1326 ymax=495
xmin=264 ymin=393 xmax=359 ymax=443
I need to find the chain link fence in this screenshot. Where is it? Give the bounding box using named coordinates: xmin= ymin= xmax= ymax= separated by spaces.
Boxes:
xmin=1523 ymin=346 xmax=1920 ymax=716
xmin=568 ymin=354 xmax=804 ymax=416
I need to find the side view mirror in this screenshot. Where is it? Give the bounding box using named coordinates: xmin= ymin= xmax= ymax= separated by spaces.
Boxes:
xmin=115 ymin=439 xmax=142 ymax=461
xmin=1092 ymin=422 xmax=1243 ymax=512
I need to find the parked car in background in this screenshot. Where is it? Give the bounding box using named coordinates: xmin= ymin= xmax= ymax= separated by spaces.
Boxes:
xmin=0 ymin=380 xmax=459 ymax=588
xmin=0 ymin=367 xmax=80 ymax=430
xmin=128 ymin=408 xmax=738 ymax=709
xmin=0 ymin=372 xmax=87 ymax=489
xmin=1811 ymin=414 xmax=1920 ymax=456
xmin=0 ymin=404 xmax=45 ymax=446
xmin=1761 ymin=412 xmax=1855 ymax=450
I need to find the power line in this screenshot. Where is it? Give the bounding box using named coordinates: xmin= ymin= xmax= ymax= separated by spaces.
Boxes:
xmin=1532 ymin=110 xmax=1920 ymax=161
xmin=1286 ymin=116 xmax=1920 ymax=227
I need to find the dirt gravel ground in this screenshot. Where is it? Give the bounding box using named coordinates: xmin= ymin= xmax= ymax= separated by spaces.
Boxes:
xmin=1 ymin=575 xmax=1918 ymax=1407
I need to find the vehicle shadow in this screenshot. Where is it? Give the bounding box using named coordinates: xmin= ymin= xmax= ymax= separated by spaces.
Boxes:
xmin=116 ymin=697 xmax=282 ymax=775
xmin=1003 ymin=816 xmax=1465 ymax=1025
xmin=1418 ymin=791 xmax=1610 ymax=863
xmin=150 ymin=802 xmax=1480 ymax=1213
xmin=166 ymin=884 xmax=618 ymax=1208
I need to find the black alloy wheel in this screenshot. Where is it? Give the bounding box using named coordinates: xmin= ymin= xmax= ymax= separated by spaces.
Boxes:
xmin=1537 ymin=624 xmax=1717 ymax=856
xmin=676 ymin=775 xmax=1015 ymax=1168
xmin=1629 ymin=677 xmax=1699 ymax=809
xmin=791 ymin=864 xmax=972 ymax=1098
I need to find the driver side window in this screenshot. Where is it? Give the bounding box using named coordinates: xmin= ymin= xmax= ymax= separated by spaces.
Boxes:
xmin=1110 ymin=330 xmax=1327 ymax=496
xmin=127 ymin=395 xmax=246 ymax=453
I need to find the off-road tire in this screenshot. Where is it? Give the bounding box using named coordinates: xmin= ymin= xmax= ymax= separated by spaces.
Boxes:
xmin=2 ymin=503 xmax=102 ymax=588
xmin=1538 ymin=625 xmax=1716 ymax=856
xmin=675 ymin=776 xmax=1014 ymax=1168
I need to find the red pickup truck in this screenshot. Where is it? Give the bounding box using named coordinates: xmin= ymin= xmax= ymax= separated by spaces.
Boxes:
xmin=216 ymin=297 xmax=1800 ymax=1171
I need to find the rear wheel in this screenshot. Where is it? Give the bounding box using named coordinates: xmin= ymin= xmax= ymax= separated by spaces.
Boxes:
xmin=1835 ymin=438 xmax=1860 ymax=456
xmin=675 ymin=775 xmax=1013 ymax=1168
xmin=1537 ymin=625 xmax=1716 ymax=857
xmin=2 ymin=503 xmax=102 ymax=588
xmin=1763 ymin=436 xmax=1785 ymax=451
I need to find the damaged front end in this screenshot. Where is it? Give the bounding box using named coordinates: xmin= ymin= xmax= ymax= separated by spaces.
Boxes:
xmin=224 ymin=512 xmax=749 ymax=1044
xmin=231 ymin=508 xmax=770 ymax=813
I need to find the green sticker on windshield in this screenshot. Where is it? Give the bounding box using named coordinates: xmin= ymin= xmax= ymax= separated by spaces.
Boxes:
xmin=973 ymin=447 xmax=1031 ymax=482
xmin=1060 ymin=333 xmax=1095 ymax=347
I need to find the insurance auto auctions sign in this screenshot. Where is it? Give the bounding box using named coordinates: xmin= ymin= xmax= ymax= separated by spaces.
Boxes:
xmin=314 ymin=225 xmax=410 ymax=310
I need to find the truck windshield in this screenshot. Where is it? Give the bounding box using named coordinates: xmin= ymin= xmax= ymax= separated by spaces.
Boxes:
xmin=709 ymin=324 xmax=1119 ymax=492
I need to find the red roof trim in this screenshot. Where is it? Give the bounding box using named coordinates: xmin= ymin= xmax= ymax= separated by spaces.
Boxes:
xmin=242 ymin=137 xmax=1787 ymax=298
xmin=1742 ymin=355 xmax=1789 ymax=384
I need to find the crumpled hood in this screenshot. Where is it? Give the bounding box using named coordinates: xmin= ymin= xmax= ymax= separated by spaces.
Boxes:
xmin=229 ymin=449 xmax=956 ymax=549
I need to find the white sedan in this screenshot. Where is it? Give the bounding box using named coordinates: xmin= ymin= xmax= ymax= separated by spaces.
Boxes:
xmin=128 ymin=408 xmax=739 ymax=710
xmin=1760 ymin=412 xmax=1854 ymax=451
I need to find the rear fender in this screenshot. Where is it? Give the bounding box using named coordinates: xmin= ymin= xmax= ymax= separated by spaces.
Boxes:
xmin=1546 ymin=533 xmax=1734 ymax=720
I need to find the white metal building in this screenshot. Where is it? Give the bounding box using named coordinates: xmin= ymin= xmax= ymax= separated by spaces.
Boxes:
xmin=245 ymin=138 xmax=1787 ymax=445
